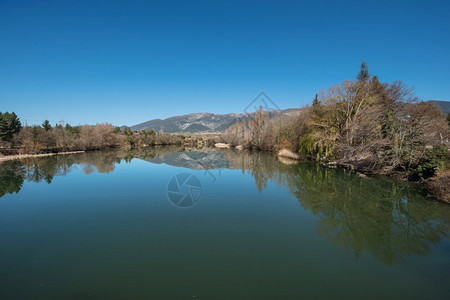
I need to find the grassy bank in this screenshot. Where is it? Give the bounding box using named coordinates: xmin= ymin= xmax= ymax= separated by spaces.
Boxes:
xmin=0 ymin=151 xmax=86 ymax=162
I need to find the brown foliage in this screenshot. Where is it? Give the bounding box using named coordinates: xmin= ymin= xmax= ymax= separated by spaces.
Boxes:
xmin=423 ymin=170 xmax=450 ymax=203
xmin=223 ymin=106 xmax=307 ymax=152
xmin=223 ymin=68 xmax=449 ymax=191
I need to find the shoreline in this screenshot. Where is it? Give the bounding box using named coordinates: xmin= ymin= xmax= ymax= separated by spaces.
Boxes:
xmin=2 ymin=146 xmax=448 ymax=203
xmin=274 ymin=147 xmax=448 ymax=204
xmin=0 ymin=151 xmax=85 ymax=162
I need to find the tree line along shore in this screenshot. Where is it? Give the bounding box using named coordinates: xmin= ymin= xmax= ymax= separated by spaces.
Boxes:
xmin=0 ymin=116 xmax=206 ymax=157
xmin=219 ymin=63 xmax=450 ymax=203
xmin=1 ymin=63 xmax=449 ymax=202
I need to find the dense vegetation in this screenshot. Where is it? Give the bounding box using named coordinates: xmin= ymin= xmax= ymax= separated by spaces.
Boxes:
xmin=0 ymin=115 xmax=201 ymax=155
xmin=222 ymin=63 xmax=449 ymax=200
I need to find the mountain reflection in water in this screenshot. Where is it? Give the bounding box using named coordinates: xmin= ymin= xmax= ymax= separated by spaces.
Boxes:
xmin=0 ymin=147 xmax=449 ymax=266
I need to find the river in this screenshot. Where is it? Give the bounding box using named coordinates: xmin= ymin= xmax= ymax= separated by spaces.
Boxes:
xmin=0 ymin=147 xmax=449 ymax=299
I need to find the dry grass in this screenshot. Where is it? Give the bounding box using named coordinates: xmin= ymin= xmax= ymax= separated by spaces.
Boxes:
xmin=214 ymin=143 xmax=230 ymax=148
xmin=424 ymin=170 xmax=450 ymax=203
xmin=277 ymin=149 xmax=300 ymax=160
xmin=0 ymin=151 xmax=85 ymax=162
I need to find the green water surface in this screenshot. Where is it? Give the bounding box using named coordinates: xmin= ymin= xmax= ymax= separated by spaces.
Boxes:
xmin=0 ymin=148 xmax=449 ymax=299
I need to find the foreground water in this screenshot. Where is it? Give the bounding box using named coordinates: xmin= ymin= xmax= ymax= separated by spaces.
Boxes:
xmin=0 ymin=148 xmax=449 ymax=299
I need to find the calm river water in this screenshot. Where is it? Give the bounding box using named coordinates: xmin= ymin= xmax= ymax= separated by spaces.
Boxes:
xmin=0 ymin=148 xmax=449 ymax=299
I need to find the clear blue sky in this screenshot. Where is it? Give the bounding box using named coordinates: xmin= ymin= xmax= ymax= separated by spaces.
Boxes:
xmin=1 ymin=0 xmax=449 ymax=126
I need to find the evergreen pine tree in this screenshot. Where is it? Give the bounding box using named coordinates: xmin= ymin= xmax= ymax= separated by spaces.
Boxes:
xmin=0 ymin=112 xmax=22 ymax=141
xmin=312 ymin=94 xmax=319 ymax=106
xmin=357 ymin=60 xmax=370 ymax=81
xmin=42 ymin=120 xmax=52 ymax=131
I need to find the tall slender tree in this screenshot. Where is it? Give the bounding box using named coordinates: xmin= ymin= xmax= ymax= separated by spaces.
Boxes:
xmin=357 ymin=60 xmax=370 ymax=82
xmin=312 ymin=94 xmax=319 ymax=106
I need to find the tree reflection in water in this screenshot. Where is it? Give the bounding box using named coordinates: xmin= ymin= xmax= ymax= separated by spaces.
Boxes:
xmin=0 ymin=147 xmax=448 ymax=266
xmin=0 ymin=160 xmax=24 ymax=198
xmin=0 ymin=149 xmax=131 ymax=196
xmin=223 ymin=150 xmax=450 ymax=266
xmin=0 ymin=147 xmax=181 ymax=197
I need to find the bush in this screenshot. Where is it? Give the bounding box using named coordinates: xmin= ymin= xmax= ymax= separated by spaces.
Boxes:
xmin=408 ymin=147 xmax=449 ymax=180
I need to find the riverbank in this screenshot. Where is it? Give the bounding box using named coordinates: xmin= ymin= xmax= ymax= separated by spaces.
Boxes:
xmin=423 ymin=171 xmax=450 ymax=203
xmin=275 ymin=147 xmax=449 ymax=204
xmin=0 ymin=151 xmax=85 ymax=162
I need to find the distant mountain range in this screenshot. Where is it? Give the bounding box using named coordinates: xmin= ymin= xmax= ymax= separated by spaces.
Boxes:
xmin=429 ymin=100 xmax=450 ymax=114
xmin=124 ymin=100 xmax=449 ymax=134
xmin=125 ymin=109 xmax=302 ymax=134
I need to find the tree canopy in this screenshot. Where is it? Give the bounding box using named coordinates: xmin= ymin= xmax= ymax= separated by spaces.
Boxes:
xmin=0 ymin=112 xmax=22 ymax=141
xmin=42 ymin=120 xmax=52 ymax=131
xmin=357 ymin=60 xmax=370 ymax=81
